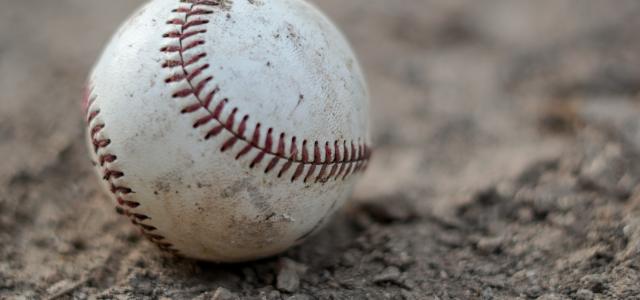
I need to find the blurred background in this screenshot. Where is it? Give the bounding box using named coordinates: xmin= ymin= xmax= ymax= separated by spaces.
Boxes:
xmin=1 ymin=0 xmax=640 ymax=299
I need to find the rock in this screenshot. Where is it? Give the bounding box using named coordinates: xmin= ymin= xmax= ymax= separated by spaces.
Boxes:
xmin=341 ymin=250 xmax=359 ymax=267
xmin=46 ymin=279 xmax=73 ymax=295
xmin=575 ymin=289 xmax=594 ymax=300
xmin=373 ymin=266 xmax=402 ymax=284
xmin=358 ymin=194 xmax=418 ymax=224
xmin=481 ymin=287 xmax=494 ymax=300
xmin=267 ymin=290 xmax=281 ymax=300
xmin=133 ymin=279 xmax=154 ymax=296
xmin=193 ymin=292 xmax=212 ymax=300
xmin=623 ymin=217 xmax=640 ymax=238
xmin=536 ymin=293 xmax=567 ymax=300
xmin=476 ymin=236 xmax=504 ymax=254
xmin=212 ymin=287 xmax=240 ymax=300
xmin=287 ymin=294 xmax=312 ymax=300
xmin=579 ymin=274 xmax=607 ymax=293
xmin=277 ymin=258 xmax=308 ymax=293
xmin=525 ymin=285 xmax=543 ymax=298
xmin=385 ymin=250 xmax=414 ymax=268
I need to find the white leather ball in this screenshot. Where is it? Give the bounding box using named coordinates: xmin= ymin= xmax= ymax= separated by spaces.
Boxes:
xmin=84 ymin=0 xmax=370 ymax=262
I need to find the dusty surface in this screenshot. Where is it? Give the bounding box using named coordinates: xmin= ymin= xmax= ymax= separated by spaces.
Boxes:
xmin=2 ymin=0 xmax=640 ymax=299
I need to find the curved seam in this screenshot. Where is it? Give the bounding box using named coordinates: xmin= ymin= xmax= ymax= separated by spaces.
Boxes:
xmin=84 ymin=87 xmax=180 ymax=256
xmin=162 ymin=0 xmax=371 ymax=183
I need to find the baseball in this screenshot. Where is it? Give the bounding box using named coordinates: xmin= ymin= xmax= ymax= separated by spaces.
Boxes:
xmin=84 ymin=0 xmax=370 ymax=262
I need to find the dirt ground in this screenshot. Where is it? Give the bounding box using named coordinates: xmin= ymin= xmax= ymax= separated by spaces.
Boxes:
xmin=2 ymin=0 xmax=640 ymax=299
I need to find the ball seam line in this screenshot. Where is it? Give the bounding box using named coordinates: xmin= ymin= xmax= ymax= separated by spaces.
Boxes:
xmin=84 ymin=0 xmax=372 ymax=257
xmin=83 ymin=87 xmax=180 ymax=256
xmin=162 ymin=0 xmax=372 ymax=184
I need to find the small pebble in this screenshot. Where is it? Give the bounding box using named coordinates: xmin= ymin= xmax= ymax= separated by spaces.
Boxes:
xmin=525 ymin=285 xmax=542 ymax=298
xmin=277 ymin=258 xmax=307 ymax=293
xmin=267 ymin=290 xmax=281 ymax=300
xmin=358 ymin=194 xmax=417 ymax=224
xmin=535 ymin=293 xmax=566 ymax=300
xmin=575 ymin=289 xmax=594 ymax=300
xmin=373 ymin=266 xmax=402 ymax=284
xmin=212 ymin=287 xmax=239 ymax=300
xmin=476 ymin=236 xmax=504 ymax=254
xmin=46 ymin=279 xmax=74 ymax=296
xmin=287 ymin=294 xmax=312 ymax=300
xmin=580 ymin=274 xmax=607 ymax=292
xmin=481 ymin=287 xmax=494 ymax=300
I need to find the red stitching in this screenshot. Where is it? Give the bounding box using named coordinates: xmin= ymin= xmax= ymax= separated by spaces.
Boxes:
xmin=117 ymin=197 xmax=140 ymax=208
xmin=85 ymin=91 xmax=179 ymax=255
xmin=99 ymin=154 xmax=117 ymax=166
xmin=182 ymin=0 xmax=222 ymax=5
xmin=183 ymin=20 xmax=209 ymax=31
xmin=103 ymin=169 xmax=124 ymax=180
xmin=86 ymin=0 xmax=370 ymax=257
xmin=161 ymin=0 xmax=371 ymax=184
xmin=251 ymin=151 xmax=266 ymax=169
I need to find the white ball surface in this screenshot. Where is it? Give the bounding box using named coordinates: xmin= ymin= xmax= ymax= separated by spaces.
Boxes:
xmin=84 ymin=0 xmax=370 ymax=262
